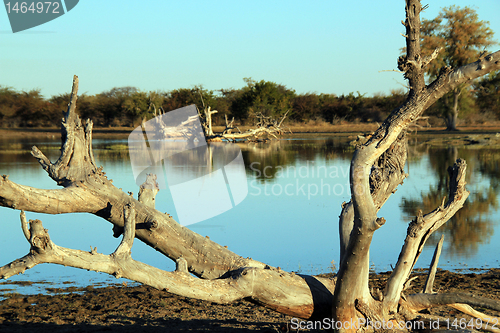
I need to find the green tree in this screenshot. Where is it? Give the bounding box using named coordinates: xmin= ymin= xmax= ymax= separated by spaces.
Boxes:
xmin=420 ymin=6 xmax=496 ymax=130
xmin=363 ymin=90 xmax=407 ymax=122
xmin=231 ymin=78 xmax=295 ymax=123
xmin=124 ymin=90 xmax=167 ymax=124
xmin=95 ymin=87 xmax=139 ymax=126
xmin=163 ymin=86 xmax=212 ymax=111
xmin=320 ymin=92 xmax=365 ymax=123
xmin=474 ymin=70 xmax=500 ymax=118
xmin=122 ymin=91 xmax=150 ymax=120
xmin=163 ymin=86 xmax=231 ymax=123
xmin=291 ymin=93 xmax=320 ymax=122
xmin=0 ymin=86 xmax=19 ymax=126
xmin=14 ymin=89 xmax=58 ymax=127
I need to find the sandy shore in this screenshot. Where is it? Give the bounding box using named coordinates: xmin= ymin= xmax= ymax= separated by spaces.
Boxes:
xmin=1 ymin=269 xmax=499 ymax=332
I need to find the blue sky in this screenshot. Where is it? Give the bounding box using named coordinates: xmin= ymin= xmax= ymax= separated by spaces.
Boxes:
xmin=1 ymin=0 xmax=499 ymax=98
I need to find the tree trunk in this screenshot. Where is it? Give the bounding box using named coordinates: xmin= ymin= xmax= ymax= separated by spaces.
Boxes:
xmin=445 ymin=89 xmax=460 ymax=131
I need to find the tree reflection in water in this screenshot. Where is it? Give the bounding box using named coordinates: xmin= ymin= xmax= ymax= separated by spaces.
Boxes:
xmin=240 ymin=137 xmax=353 ymax=182
xmin=5 ymin=135 xmax=499 ymax=259
xmin=401 ymin=145 xmax=499 ymax=257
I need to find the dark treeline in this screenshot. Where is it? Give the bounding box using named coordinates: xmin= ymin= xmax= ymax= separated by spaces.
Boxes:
xmin=1 ymin=74 xmax=499 ymax=128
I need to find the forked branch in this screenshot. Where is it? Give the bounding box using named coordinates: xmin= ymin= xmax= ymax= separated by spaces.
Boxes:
xmin=0 ymin=76 xmax=268 ymax=280
xmin=334 ymin=0 xmax=500 ymax=329
xmin=384 ymin=159 xmax=469 ymax=313
xmin=0 ymin=210 xmax=336 ymax=320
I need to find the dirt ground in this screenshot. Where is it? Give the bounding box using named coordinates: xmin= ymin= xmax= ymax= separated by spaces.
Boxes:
xmin=1 ymin=269 xmax=500 ymax=332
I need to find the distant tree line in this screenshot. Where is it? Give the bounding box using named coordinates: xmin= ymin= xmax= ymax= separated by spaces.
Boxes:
xmin=0 ymin=74 xmax=499 ymax=128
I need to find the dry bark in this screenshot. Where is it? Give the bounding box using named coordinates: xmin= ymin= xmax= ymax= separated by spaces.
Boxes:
xmin=199 ymin=106 xmax=290 ymax=142
xmin=333 ymin=0 xmax=500 ymax=330
xmin=1 ymin=205 xmax=335 ymax=318
xmin=1 ymin=0 xmax=500 ymax=331
xmin=0 ymin=76 xmax=336 ymax=320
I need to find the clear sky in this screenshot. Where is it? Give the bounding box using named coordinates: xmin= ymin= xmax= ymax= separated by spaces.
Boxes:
xmin=1 ymin=0 xmax=499 ymax=98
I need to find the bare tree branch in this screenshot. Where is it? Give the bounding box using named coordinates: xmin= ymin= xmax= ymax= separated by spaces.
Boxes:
xmin=1 ymin=1 xmax=500 ymax=329
xmin=114 ymin=204 xmax=136 ymax=257
xmin=0 ymin=176 xmax=105 ymax=214
xmin=423 ymin=234 xmax=444 ymax=294
xmin=384 ymin=159 xmax=469 ymax=313
xmin=421 ymin=47 xmax=443 ymax=70
xmin=200 ymin=109 xmax=290 ymax=142
xmin=138 ymin=173 xmax=159 ymax=209
xmin=0 ymin=210 xmax=336 ymax=320
xmin=0 ymin=76 xmax=266 ymax=280
xmin=333 ymin=1 xmax=500 ymax=328
xmin=448 ymin=304 xmax=500 ymax=333
xmin=406 ymin=292 xmax=500 ymax=313
xmin=0 ymin=76 xmax=341 ymax=320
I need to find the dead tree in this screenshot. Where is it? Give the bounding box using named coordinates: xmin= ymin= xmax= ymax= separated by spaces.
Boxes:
xmin=1 ymin=1 xmax=500 ymax=331
xmin=198 ymin=104 xmax=290 ymax=142
xmin=334 ymin=1 xmax=500 ymax=331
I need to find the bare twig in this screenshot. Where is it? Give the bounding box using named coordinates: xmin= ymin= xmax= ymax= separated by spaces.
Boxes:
xmin=423 ymin=234 xmax=444 ymax=294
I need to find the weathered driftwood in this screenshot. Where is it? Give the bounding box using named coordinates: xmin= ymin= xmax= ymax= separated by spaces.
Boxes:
xmin=199 ymin=104 xmax=291 ymax=142
xmin=0 ymin=76 xmax=336 ymax=320
xmin=1 ymin=0 xmax=500 ymax=331
xmin=147 ymin=102 xmax=290 ymax=142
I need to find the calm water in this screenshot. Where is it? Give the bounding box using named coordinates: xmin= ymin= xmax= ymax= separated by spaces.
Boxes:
xmin=1 ymin=134 xmax=499 ymax=296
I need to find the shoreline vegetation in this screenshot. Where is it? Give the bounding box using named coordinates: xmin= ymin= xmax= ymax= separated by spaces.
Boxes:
xmin=1 ymin=74 xmax=499 ymax=132
xmin=2 ymin=123 xmax=500 ymax=139
xmin=1 ymin=268 xmax=499 ymax=332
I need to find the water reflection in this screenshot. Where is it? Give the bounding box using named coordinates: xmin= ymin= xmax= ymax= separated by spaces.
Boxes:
xmin=401 ymin=145 xmax=499 ymax=257
xmin=1 ymin=135 xmax=499 ymax=277
xmin=239 ymin=137 xmax=353 ymax=181
xmin=0 ymin=138 xmax=132 ymax=168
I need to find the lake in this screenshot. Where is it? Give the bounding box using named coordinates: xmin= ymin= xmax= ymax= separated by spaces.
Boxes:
xmin=1 ymin=133 xmax=499 ymax=296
